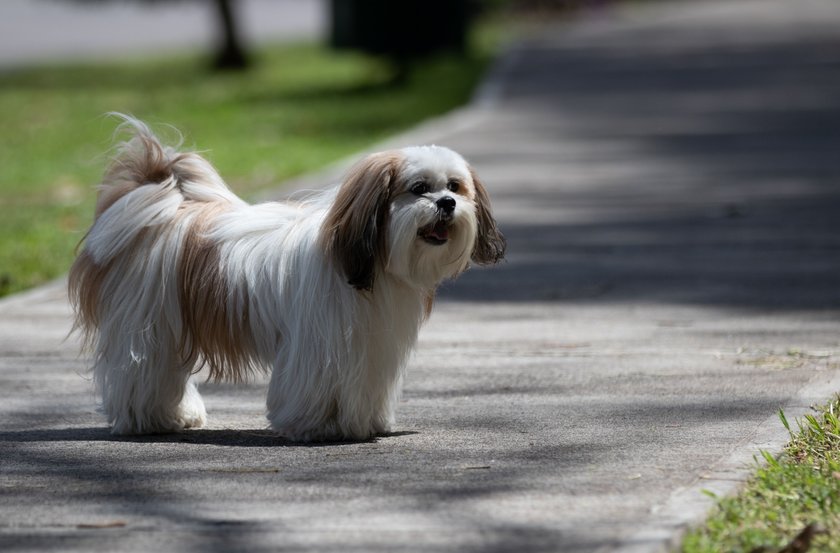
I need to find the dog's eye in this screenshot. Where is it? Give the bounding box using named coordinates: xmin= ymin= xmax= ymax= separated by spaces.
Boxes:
xmin=410 ymin=182 xmax=430 ymax=196
xmin=447 ymin=180 xmax=460 ymax=193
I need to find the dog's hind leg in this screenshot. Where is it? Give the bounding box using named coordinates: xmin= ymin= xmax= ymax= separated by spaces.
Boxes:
xmin=96 ymin=329 xmax=206 ymax=435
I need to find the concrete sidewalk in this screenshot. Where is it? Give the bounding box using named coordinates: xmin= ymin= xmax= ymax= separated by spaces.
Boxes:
xmin=3 ymin=0 xmax=840 ymax=551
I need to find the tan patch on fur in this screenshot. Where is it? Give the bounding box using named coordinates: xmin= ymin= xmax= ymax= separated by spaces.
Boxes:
xmin=321 ymin=151 xmax=404 ymax=291
xmin=178 ymin=203 xmax=257 ymax=383
xmin=468 ymin=167 xmax=506 ymax=265
xmin=423 ymin=290 xmax=436 ymax=320
xmin=67 ymin=250 xmax=111 ymax=349
xmin=450 ymin=178 xmax=475 ymax=200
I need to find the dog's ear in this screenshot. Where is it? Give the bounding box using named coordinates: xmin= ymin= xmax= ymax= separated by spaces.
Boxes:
xmin=322 ymin=152 xmax=401 ymax=291
xmin=469 ymin=167 xmax=506 ymax=265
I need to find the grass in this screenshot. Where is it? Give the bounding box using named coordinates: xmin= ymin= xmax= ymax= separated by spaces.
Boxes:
xmin=0 ymin=27 xmax=504 ymax=297
xmin=682 ymin=398 xmax=840 ymax=552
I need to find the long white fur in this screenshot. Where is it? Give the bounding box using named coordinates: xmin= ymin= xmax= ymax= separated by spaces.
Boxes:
xmin=71 ymin=115 xmax=493 ymax=441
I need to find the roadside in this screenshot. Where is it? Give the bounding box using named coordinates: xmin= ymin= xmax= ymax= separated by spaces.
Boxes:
xmin=683 ymin=395 xmax=840 ymax=552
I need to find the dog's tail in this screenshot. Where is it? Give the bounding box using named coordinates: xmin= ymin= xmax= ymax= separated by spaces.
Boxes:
xmin=94 ymin=113 xmax=242 ymax=218
xmin=78 ymin=113 xmax=243 ymax=261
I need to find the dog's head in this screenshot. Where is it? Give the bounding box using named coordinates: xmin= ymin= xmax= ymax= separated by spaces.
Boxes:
xmin=322 ymin=146 xmax=505 ymax=291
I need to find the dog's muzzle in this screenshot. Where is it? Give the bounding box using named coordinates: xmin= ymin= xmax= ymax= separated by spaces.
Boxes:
xmin=418 ymin=197 xmax=457 ymax=245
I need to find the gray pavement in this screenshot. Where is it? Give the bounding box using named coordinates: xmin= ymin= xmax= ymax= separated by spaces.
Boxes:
xmin=3 ymin=0 xmax=840 ymax=551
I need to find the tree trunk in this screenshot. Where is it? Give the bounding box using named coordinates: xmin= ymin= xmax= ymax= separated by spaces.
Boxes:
xmin=212 ymin=0 xmax=249 ymax=70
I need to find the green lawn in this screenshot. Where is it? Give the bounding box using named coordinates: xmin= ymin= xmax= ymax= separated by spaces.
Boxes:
xmin=0 ymin=34 xmax=499 ymax=297
xmin=683 ymin=399 xmax=840 ymax=552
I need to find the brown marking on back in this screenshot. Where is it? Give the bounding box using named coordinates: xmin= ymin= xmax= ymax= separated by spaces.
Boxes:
xmin=177 ymin=202 xmax=258 ymax=382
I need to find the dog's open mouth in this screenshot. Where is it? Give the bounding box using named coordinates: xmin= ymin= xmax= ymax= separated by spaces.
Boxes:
xmin=418 ymin=220 xmax=450 ymax=245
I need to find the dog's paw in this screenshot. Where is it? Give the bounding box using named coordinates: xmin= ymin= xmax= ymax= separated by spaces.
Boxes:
xmin=176 ymin=380 xmax=208 ymax=429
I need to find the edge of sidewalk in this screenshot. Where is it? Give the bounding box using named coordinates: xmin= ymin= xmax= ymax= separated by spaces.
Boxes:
xmin=0 ymin=277 xmax=68 ymax=312
xmin=618 ymin=368 xmax=840 ymax=552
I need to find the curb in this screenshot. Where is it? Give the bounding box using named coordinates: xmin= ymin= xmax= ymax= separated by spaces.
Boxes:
xmin=617 ymin=368 xmax=840 ymax=552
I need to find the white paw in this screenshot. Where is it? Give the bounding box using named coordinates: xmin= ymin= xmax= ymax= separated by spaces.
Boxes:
xmin=176 ymin=379 xmax=207 ymax=429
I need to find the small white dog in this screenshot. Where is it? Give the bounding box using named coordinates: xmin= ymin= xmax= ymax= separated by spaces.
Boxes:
xmin=69 ymin=115 xmax=504 ymax=442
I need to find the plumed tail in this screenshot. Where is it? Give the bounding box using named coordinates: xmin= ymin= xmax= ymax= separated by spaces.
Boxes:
xmin=95 ymin=113 xmax=241 ymax=218
xmin=77 ymin=113 xmax=243 ymax=263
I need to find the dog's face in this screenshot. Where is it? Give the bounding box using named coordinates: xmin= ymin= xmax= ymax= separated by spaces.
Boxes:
xmin=323 ymin=146 xmax=505 ymax=291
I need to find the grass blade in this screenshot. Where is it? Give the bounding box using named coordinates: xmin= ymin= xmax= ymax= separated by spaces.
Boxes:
xmin=759 ymin=449 xmax=780 ymax=469
xmin=779 ymin=408 xmax=791 ymax=434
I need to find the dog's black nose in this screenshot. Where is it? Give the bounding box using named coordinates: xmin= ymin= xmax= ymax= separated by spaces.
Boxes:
xmin=436 ymin=196 xmax=456 ymax=214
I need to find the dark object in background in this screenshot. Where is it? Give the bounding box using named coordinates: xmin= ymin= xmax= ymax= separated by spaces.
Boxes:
xmin=65 ymin=0 xmax=251 ymax=71
xmin=331 ymin=0 xmax=469 ymax=76
xmin=211 ymin=0 xmax=249 ymax=70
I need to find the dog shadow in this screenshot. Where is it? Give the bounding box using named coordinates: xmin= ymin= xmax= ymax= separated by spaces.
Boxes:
xmin=0 ymin=426 xmax=418 ymax=447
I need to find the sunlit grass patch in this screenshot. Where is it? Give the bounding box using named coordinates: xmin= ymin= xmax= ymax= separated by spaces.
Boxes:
xmin=683 ymin=399 xmax=840 ymax=553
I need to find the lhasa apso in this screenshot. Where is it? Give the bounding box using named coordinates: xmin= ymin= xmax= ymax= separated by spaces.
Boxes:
xmin=69 ymin=115 xmax=505 ymax=442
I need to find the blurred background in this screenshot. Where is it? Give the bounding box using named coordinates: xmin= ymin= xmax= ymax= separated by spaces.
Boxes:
xmin=3 ymin=0 xmax=836 ymax=305
xmin=0 ymin=0 xmax=541 ymax=297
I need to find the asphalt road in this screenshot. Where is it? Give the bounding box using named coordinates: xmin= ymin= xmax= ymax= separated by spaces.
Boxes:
xmin=2 ymin=0 xmax=840 ymax=551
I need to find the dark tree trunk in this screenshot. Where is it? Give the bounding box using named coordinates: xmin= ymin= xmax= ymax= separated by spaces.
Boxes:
xmin=212 ymin=0 xmax=249 ymax=70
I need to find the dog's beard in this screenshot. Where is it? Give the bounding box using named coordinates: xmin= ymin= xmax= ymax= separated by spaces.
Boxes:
xmin=386 ymin=200 xmax=477 ymax=288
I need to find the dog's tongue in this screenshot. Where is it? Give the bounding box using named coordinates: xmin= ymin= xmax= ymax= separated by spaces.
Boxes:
xmin=419 ymin=220 xmax=450 ymax=244
xmin=429 ymin=220 xmax=449 ymax=241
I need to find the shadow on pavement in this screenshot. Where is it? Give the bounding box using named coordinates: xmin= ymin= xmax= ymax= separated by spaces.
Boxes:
xmin=444 ymin=192 xmax=840 ymax=308
xmin=0 ymin=426 xmax=418 ymax=447
xmin=441 ymin=24 xmax=840 ymax=311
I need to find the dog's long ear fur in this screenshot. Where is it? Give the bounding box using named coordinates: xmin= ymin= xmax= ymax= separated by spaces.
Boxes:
xmin=322 ymin=152 xmax=402 ymax=291
xmin=469 ymin=167 xmax=506 ymax=265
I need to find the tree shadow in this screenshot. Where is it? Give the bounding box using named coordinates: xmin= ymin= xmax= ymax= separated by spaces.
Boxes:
xmin=439 ymin=33 xmax=840 ymax=311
